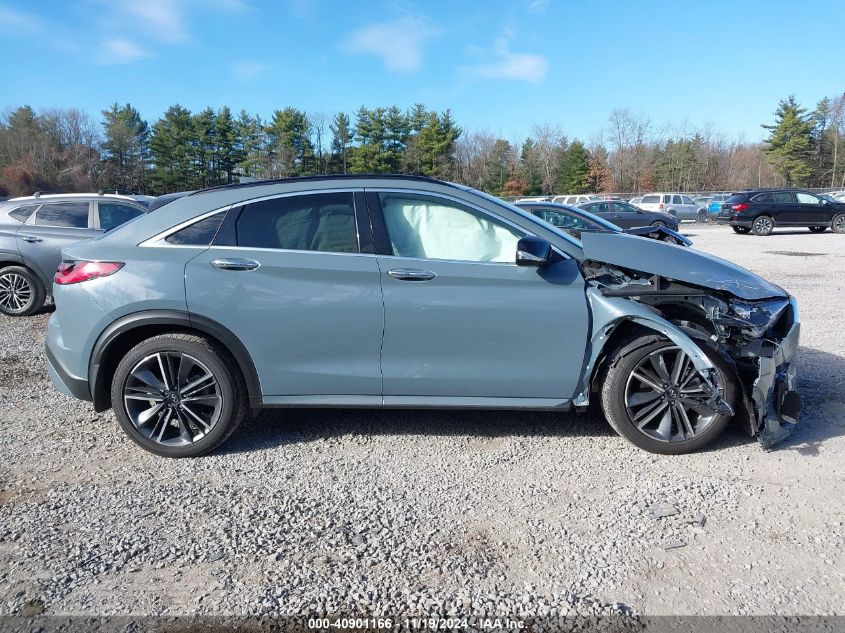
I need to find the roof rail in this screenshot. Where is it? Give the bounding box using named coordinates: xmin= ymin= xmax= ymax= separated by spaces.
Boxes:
xmin=189 ymin=173 xmax=455 ymax=196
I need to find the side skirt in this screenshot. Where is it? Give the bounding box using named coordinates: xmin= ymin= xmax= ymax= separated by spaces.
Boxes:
xmin=258 ymin=395 xmax=572 ymax=410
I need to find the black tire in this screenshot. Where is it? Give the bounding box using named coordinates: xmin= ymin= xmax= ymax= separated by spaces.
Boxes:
xmin=697 ymin=210 xmax=708 ymax=223
xmin=832 ymin=213 xmax=845 ymax=234
xmin=651 ymin=221 xmax=666 ymax=228
xmin=599 ymin=335 xmax=736 ymax=455
xmin=732 ymin=226 xmax=750 ymax=234
xmin=751 ymin=215 xmax=774 ymax=236
xmin=0 ymin=265 xmax=46 ymax=317
xmin=110 ymin=333 xmax=248 ymax=457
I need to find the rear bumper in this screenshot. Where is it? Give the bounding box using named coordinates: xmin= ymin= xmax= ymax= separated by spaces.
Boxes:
xmin=45 ymin=335 xmax=91 ymax=402
xmin=716 ymin=217 xmax=751 ymax=227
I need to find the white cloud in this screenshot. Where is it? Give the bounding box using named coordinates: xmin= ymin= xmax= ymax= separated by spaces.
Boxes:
xmin=121 ymin=0 xmax=187 ymax=44
xmin=0 ymin=5 xmax=42 ymax=32
xmin=525 ymin=0 xmax=549 ymax=13
xmin=232 ymin=60 xmax=267 ymax=81
xmin=462 ymin=36 xmax=549 ymax=83
xmin=343 ymin=15 xmax=438 ymax=73
xmin=101 ymin=38 xmax=151 ymax=64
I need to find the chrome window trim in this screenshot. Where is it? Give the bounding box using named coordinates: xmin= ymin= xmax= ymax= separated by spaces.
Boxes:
xmin=139 ymin=188 xmax=365 ymax=251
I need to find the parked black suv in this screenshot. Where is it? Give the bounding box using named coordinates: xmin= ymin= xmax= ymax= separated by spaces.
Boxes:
xmin=716 ymin=188 xmax=845 ymax=236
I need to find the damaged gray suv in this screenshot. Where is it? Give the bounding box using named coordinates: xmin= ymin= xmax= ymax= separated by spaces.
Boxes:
xmin=45 ymin=176 xmax=801 ymax=457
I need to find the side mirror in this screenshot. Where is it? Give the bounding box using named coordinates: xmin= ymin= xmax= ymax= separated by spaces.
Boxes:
xmin=516 ymin=236 xmax=551 ymax=266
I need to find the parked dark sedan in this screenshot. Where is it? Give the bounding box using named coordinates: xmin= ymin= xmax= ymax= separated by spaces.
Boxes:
xmin=578 ymin=200 xmax=680 ymax=231
xmin=716 ymin=188 xmax=845 ymax=235
xmin=515 ymin=202 xmax=691 ymax=246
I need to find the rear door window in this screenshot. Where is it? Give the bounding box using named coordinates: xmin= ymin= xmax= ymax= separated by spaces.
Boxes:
xmin=35 ymin=202 xmax=90 ymax=228
xmin=772 ymin=192 xmax=795 ymax=203
xmin=682 ymin=195 xmax=694 ymax=205
xmin=237 ymin=192 xmax=358 ymax=253
xmin=98 ymin=202 xmax=145 ymax=231
xmin=8 ymin=204 xmax=40 ymax=223
xmin=672 ymin=195 xmax=683 ymax=204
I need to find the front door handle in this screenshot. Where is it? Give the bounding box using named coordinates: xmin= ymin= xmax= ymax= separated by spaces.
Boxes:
xmin=211 ymin=258 xmax=260 ymax=271
xmin=20 ymin=235 xmax=43 ymax=243
xmin=387 ymin=268 xmax=437 ymax=281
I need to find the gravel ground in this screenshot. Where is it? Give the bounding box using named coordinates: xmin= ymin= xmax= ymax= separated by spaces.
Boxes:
xmin=0 ymin=224 xmax=843 ymax=624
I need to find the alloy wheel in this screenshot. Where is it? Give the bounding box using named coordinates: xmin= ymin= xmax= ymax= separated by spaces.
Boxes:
xmin=0 ymin=272 xmax=34 ymax=314
xmin=123 ymin=352 xmax=222 ymax=446
xmin=834 ymin=215 xmax=845 ymax=232
xmin=624 ymin=346 xmax=723 ymax=443
xmin=753 ymin=216 xmax=772 ymax=234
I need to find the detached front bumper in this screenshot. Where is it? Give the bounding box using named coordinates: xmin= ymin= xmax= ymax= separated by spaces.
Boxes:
xmin=746 ymin=298 xmax=801 ymax=448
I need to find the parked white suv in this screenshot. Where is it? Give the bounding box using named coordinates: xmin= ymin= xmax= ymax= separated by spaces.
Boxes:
xmin=552 ymin=194 xmax=600 ymax=206
xmin=637 ymin=193 xmax=698 ymax=220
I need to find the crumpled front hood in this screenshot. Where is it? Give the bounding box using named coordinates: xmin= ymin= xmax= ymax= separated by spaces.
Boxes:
xmin=579 ymin=232 xmax=787 ymax=300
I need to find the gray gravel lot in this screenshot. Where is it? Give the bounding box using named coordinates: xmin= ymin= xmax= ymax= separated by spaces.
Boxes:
xmin=0 ymin=224 xmax=843 ymax=621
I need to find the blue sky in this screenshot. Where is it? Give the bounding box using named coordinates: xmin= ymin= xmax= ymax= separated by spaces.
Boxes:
xmin=1 ymin=0 xmax=842 ymax=143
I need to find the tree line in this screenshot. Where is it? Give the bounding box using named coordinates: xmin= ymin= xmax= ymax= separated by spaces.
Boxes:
xmin=1 ymin=93 xmax=843 ymax=199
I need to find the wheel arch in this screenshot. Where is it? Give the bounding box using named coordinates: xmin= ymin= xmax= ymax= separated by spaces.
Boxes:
xmin=574 ymin=290 xmax=719 ymax=407
xmin=89 ymin=310 xmax=262 ymax=412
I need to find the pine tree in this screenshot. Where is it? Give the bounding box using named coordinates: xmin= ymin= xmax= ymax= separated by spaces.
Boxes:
xmin=330 ymin=112 xmax=352 ymax=174
xmin=762 ymin=96 xmax=814 ymax=186
xmin=557 ymin=140 xmax=591 ymax=193
xmin=266 ymin=107 xmax=314 ymax=177
xmin=149 ymin=104 xmax=193 ymax=193
xmin=215 ymin=106 xmax=242 ymax=184
xmin=236 ymin=110 xmax=265 ymax=178
xmin=100 ymin=103 xmax=149 ymax=192
xmin=192 ymin=107 xmax=217 ymax=188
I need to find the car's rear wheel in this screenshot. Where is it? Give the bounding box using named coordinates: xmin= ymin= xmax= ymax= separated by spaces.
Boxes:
xmin=832 ymin=213 xmax=845 ymax=234
xmin=808 ymin=226 xmax=827 ymax=233
xmin=110 ymin=333 xmax=248 ymax=457
xmin=697 ymin=210 xmax=708 ymax=223
xmin=751 ymin=215 xmax=774 ymax=236
xmin=0 ymin=265 xmax=46 ymax=317
xmin=732 ymin=226 xmax=750 ymax=234
xmin=600 ymin=336 xmax=736 ymax=455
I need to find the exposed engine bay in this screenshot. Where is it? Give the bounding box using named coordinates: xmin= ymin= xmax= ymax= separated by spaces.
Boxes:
xmin=580 ymin=258 xmax=801 ymax=448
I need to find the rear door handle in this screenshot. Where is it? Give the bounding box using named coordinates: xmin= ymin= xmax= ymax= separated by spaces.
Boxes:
xmin=211 ymin=258 xmax=260 ymax=271
xmin=20 ymin=235 xmax=43 ymax=243
xmin=387 ymin=268 xmax=437 ymax=281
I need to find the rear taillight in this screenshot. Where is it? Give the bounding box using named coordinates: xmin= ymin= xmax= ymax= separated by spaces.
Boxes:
xmin=54 ymin=261 xmax=124 ymax=285
xmin=658 ymin=203 xmax=664 ymax=209
xmin=731 ymin=203 xmax=749 ymax=212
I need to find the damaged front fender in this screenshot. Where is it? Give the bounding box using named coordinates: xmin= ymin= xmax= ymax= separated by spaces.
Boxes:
xmin=573 ymin=287 xmax=732 ymax=419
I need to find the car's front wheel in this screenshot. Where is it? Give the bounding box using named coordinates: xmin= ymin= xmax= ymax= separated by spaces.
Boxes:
xmin=600 ymin=336 xmax=736 ymax=454
xmin=697 ymin=210 xmax=708 ymax=223
xmin=808 ymin=226 xmax=827 ymax=233
xmin=732 ymin=226 xmax=750 ymax=234
xmin=110 ymin=333 xmax=248 ymax=457
xmin=751 ymin=215 xmax=774 ymax=236
xmin=0 ymin=265 xmax=46 ymax=317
